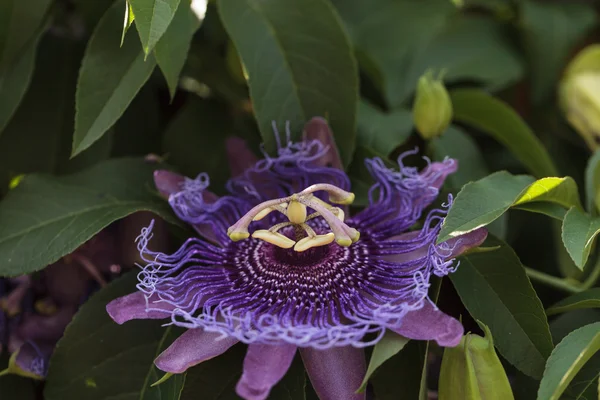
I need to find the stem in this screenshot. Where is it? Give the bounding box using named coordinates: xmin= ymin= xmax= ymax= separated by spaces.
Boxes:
xmin=581 ymin=257 xmax=600 ymax=290
xmin=525 ymin=267 xmax=582 ymax=294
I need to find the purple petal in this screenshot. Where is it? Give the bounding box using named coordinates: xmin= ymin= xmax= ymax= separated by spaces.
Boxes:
xmin=422 ymin=158 xmax=458 ymax=190
xmin=154 ymin=170 xmax=185 ymax=198
xmin=236 ymin=344 xmax=297 ymax=400
xmin=392 ymin=302 xmax=463 ymax=347
xmin=302 ymin=117 xmax=343 ymax=170
xmin=106 ymin=292 xmax=177 ymax=324
xmin=226 ymin=137 xmax=259 ymax=178
xmin=300 ymin=346 xmax=366 ymax=400
xmin=14 ymin=341 xmax=51 ymax=378
xmin=155 ymin=329 xmax=238 ymax=373
xmin=445 ymin=227 xmax=488 ymax=258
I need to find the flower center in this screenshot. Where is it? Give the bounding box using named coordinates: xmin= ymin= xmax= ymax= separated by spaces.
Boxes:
xmin=227 ymin=184 xmax=360 ymax=251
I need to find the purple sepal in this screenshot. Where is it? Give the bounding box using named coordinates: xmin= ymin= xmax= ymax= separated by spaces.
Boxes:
xmin=302 ymin=117 xmax=343 ymax=170
xmin=392 ymin=301 xmax=463 ymax=347
xmin=106 ymin=292 xmax=178 ymax=324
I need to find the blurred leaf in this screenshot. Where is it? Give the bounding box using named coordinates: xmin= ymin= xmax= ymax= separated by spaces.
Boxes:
xmin=438 ymin=172 xmax=581 ymax=243
xmin=452 ymin=236 xmax=554 ymax=379
xmin=561 ymin=207 xmax=600 ymax=269
xmin=155 ymin=1 xmax=202 ymax=99
xmin=0 ymin=355 xmax=37 ymax=399
xmin=0 ymin=158 xmax=174 ymax=276
xmin=217 ymin=0 xmax=359 ymax=167
xmin=547 ymin=288 xmax=600 ymax=316
xmin=267 ymin=357 xmax=307 ymax=400
xmin=371 ymin=340 xmax=427 ymax=400
xmin=162 ymin=98 xmax=233 ymax=192
xmin=129 ymin=0 xmax=181 ymax=54
xmin=537 ymin=322 xmax=600 ymax=400
xmin=72 ymin=0 xmax=117 ymax=30
xmin=585 ymin=150 xmax=600 ymax=215
xmin=45 ymin=273 xmax=186 ymax=400
xmin=358 ymin=331 xmax=409 ymax=392
xmin=520 ymin=0 xmax=597 ymax=105
xmin=334 ymin=0 xmax=522 ymax=108
xmin=451 ymin=89 xmax=557 ymax=178
xmin=73 ymin=0 xmax=156 ymax=157
xmin=357 ymin=101 xmax=412 ymax=157
xmin=0 ymin=0 xmax=51 ymax=68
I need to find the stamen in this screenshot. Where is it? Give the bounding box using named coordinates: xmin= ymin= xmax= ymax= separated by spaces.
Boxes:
xmin=294 ymin=233 xmax=335 ymax=252
xmin=299 ymin=183 xmax=355 ymax=205
xmin=251 ymin=230 xmax=296 ymax=248
xmin=253 ymin=203 xmax=288 ymax=221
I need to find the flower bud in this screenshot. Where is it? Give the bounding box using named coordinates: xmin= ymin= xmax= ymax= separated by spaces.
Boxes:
xmin=438 ymin=321 xmax=514 ymax=400
xmin=559 ymin=45 xmax=600 ymax=150
xmin=413 ymin=71 xmax=453 ymax=140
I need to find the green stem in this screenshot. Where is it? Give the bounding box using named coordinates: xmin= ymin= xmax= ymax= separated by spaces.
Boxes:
xmin=581 ymin=257 xmax=600 ymax=290
xmin=525 ymin=267 xmax=582 ymax=294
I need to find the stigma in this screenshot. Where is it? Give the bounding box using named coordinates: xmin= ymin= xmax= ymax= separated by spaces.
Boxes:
xmin=227 ymin=184 xmax=359 ymax=251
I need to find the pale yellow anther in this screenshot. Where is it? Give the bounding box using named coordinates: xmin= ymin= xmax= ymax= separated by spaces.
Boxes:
xmin=228 ymin=231 xmax=250 ymax=242
xmin=252 ymin=230 xmax=296 ymax=249
xmin=294 ymin=233 xmax=335 ymax=252
xmin=349 ymin=228 xmax=360 ymax=243
xmin=253 ymin=203 xmax=288 ymax=221
xmin=329 ymin=192 xmax=355 ymax=205
xmin=335 ymin=237 xmax=353 ymax=247
xmin=286 ymin=200 xmax=307 ymax=224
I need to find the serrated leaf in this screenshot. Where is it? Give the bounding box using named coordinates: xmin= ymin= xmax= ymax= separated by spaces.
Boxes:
xmin=357 ymin=101 xmax=413 ymax=157
xmin=333 ymin=0 xmax=523 ymax=108
xmin=44 ymin=273 xmax=186 ymax=400
xmin=358 ymin=331 xmax=409 ymax=392
xmin=451 ymin=236 xmax=554 ymax=379
xmin=438 ymin=172 xmax=581 ymax=243
xmin=451 ymin=89 xmax=557 ymax=178
xmin=547 ymin=289 xmax=600 ymax=316
xmin=129 ymin=0 xmax=181 ymax=54
xmin=155 ymin=1 xmax=202 ymax=99
xmin=585 ymin=150 xmax=600 ymax=215
xmin=73 ymin=0 xmax=156 ymax=157
xmin=521 ymin=0 xmax=597 ymax=105
xmin=217 ymin=0 xmax=358 ymax=167
xmin=561 ymin=207 xmax=600 ymax=269
xmin=538 ymin=322 xmax=600 ymax=400
xmin=0 ymin=158 xmax=175 ymax=276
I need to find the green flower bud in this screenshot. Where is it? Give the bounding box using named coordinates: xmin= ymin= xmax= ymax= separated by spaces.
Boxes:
xmin=559 ymin=45 xmax=600 ymax=150
xmin=412 ymin=71 xmax=453 ymax=140
xmin=438 ymin=321 xmax=514 ymax=400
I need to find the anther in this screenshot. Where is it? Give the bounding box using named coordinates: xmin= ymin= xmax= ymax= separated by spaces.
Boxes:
xmin=294 ymin=233 xmax=335 ymax=252
xmin=252 ymin=230 xmax=296 ymax=248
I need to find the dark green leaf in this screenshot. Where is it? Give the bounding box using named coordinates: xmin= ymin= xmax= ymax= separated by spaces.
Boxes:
xmin=268 ymin=357 xmax=307 ymax=400
xmin=438 ymin=172 xmax=582 ymax=243
xmin=0 ymin=355 xmax=37 ymax=400
xmin=129 ymin=0 xmax=181 ymax=54
xmin=561 ymin=207 xmax=600 ymax=270
xmin=547 ymin=288 xmax=600 ymax=316
xmin=452 ymin=236 xmax=554 ymax=379
xmin=0 ymin=0 xmax=51 ymax=68
xmin=585 ymin=150 xmax=600 ymax=215
xmin=0 ymin=158 xmax=174 ymax=276
xmin=358 ymin=331 xmax=409 ymax=392
xmin=521 ymin=0 xmax=597 ymax=105
xmin=45 ymin=273 xmax=186 ymax=400
xmin=155 ymin=1 xmax=202 ymax=98
xmin=73 ymin=0 xmax=156 ymax=156
xmin=334 ymin=0 xmax=522 ymax=107
xmin=357 ymin=101 xmax=412 ymax=157
xmin=537 ymin=322 xmax=600 ymax=400
xmin=451 ymin=89 xmax=557 ymax=178
xmin=217 ymin=0 xmax=359 ymax=167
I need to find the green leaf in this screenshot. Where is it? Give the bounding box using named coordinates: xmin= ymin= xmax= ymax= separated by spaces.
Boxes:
xmin=438 ymin=172 xmax=581 ymax=243
xmin=129 ymin=0 xmax=181 ymax=54
xmin=121 ymin=1 xmax=135 ymax=46
xmin=450 ymin=89 xmax=557 ymax=178
xmin=333 ymin=0 xmax=522 ymax=107
xmin=358 ymin=331 xmax=409 ymax=392
xmin=73 ymin=0 xmax=156 ymax=157
xmin=0 ymin=158 xmax=175 ymax=276
xmin=0 ymin=355 xmax=37 ymax=400
xmin=0 ymin=0 xmax=52 ymax=68
xmin=537 ymin=322 xmax=600 ymax=400
xmin=585 ymin=150 xmax=600 ymax=215
xmin=217 ymin=0 xmax=359 ymax=167
xmin=521 ymin=0 xmax=597 ymax=105
xmin=451 ymin=236 xmax=554 ymax=379
xmin=155 ymin=1 xmax=202 ymax=99
xmin=561 ymin=207 xmax=600 ymax=270
xmin=357 ymin=101 xmax=413 ymax=157
xmin=547 ymin=288 xmax=600 ymax=316
xmin=45 ymin=273 xmax=186 ymax=400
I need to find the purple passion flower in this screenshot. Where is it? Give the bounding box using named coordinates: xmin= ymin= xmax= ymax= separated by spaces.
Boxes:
xmin=107 ymin=118 xmax=487 ymax=400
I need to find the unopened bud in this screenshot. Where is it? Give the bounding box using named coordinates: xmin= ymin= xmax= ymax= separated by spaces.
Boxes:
xmin=438 ymin=321 xmax=514 ymax=400
xmin=559 ymin=45 xmax=600 ymax=150
xmin=413 ymin=71 xmax=453 ymax=140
